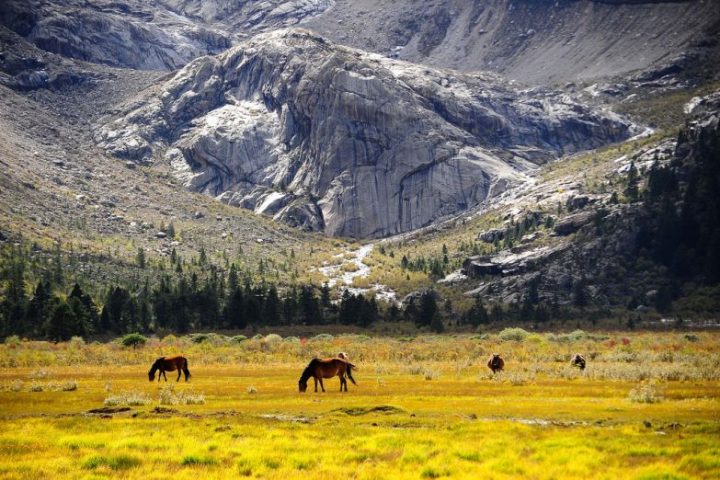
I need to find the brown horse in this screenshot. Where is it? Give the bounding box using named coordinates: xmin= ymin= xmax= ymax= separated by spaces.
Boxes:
xmin=570 ymin=354 xmax=586 ymax=370
xmin=487 ymin=353 xmax=505 ymax=374
xmin=299 ymin=358 xmax=356 ymax=392
xmin=148 ymin=355 xmax=191 ymax=382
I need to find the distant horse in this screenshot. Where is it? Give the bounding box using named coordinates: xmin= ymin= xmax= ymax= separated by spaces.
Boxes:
xmin=148 ymin=355 xmax=191 ymax=382
xmin=487 ymin=353 xmax=505 ymax=374
xmin=571 ymin=354 xmax=586 ymax=370
xmin=299 ymin=358 xmax=356 ymax=392
xmin=337 ymin=352 xmax=349 ymax=361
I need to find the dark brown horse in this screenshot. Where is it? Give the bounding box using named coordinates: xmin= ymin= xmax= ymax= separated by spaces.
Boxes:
xmin=148 ymin=355 xmax=191 ymax=382
xmin=487 ymin=353 xmax=505 ymax=374
xmin=299 ymin=358 xmax=356 ymax=392
xmin=571 ymin=354 xmax=586 ymax=370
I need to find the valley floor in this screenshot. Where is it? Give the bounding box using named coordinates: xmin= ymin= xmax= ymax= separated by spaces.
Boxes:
xmin=0 ymin=332 xmax=718 ymax=479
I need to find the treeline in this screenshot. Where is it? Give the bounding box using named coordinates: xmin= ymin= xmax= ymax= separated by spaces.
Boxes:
xmin=0 ymin=253 xmax=383 ymax=340
xmin=634 ymin=118 xmax=720 ymax=286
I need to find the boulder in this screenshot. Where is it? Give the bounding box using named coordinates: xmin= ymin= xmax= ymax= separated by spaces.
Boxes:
xmin=553 ymin=211 xmax=595 ymax=236
xmin=478 ymin=228 xmax=505 ymax=243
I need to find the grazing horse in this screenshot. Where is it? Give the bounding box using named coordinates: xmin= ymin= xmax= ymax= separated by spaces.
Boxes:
xmin=487 ymin=353 xmax=505 ymax=374
xmin=299 ymin=358 xmax=356 ymax=392
xmin=148 ymin=355 xmax=191 ymax=382
xmin=571 ymin=354 xmax=586 ymax=370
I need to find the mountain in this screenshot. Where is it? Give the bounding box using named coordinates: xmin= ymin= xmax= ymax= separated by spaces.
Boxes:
xmin=0 ymin=0 xmax=719 ymax=329
xmin=97 ymin=29 xmax=632 ymax=238
xmin=3 ymin=0 xmax=718 ymax=83
xmin=306 ymin=0 xmax=720 ymax=84
xmin=0 ymin=0 xmax=332 ymax=70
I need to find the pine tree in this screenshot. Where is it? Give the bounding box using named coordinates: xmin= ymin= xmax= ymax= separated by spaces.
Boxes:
xmin=2 ymin=256 xmax=28 ymax=336
xmin=46 ymin=301 xmax=75 ymax=341
xmin=136 ymin=248 xmax=146 ymax=269
xmin=573 ymin=278 xmax=590 ymax=310
xmin=416 ymin=291 xmax=438 ymax=328
xmin=224 ymin=287 xmax=246 ymax=329
xmin=263 ymin=285 xmax=281 ymax=325
xmin=299 ymin=286 xmax=321 ymax=324
xmin=624 ymin=161 xmax=640 ymax=202
xmin=320 ymin=283 xmax=332 ymax=309
xmin=26 ymin=281 xmax=53 ymax=336
xmin=228 ymin=263 xmax=239 ymax=293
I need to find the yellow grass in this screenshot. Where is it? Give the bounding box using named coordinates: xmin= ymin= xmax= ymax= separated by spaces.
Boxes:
xmin=0 ymin=332 xmax=718 ymax=479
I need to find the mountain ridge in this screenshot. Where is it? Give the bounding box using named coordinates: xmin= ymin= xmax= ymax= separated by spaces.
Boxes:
xmin=97 ymin=28 xmax=633 ymax=238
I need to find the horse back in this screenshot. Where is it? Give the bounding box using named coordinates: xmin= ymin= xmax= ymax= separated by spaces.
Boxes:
xmin=161 ymin=355 xmax=186 ymax=370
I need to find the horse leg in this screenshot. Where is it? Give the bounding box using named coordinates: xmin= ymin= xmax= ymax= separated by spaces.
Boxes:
xmin=177 ymin=368 xmax=181 ymax=382
xmin=319 ymin=377 xmax=325 ymax=392
xmin=313 ymin=377 xmax=318 ymax=393
xmin=163 ymin=371 xmax=168 ymax=382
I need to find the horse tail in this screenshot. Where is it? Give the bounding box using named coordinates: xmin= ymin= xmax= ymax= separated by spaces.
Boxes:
xmin=183 ymin=358 xmax=191 ymax=379
xmin=346 ymin=362 xmax=357 ymax=385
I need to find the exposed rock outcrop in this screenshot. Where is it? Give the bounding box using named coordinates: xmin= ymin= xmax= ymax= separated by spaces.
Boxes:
xmin=0 ymin=0 xmax=333 ymax=70
xmin=98 ymin=29 xmax=632 ymax=238
xmin=305 ymin=0 xmax=720 ymax=85
xmin=462 ymin=244 xmax=570 ymax=278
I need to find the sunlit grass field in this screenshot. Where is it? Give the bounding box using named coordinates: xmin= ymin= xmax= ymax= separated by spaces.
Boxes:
xmin=0 ymin=331 xmax=718 ymax=479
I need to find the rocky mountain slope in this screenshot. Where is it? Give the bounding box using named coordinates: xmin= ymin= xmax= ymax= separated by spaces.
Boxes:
xmin=3 ymin=0 xmax=717 ymax=85
xmin=97 ymin=29 xmax=632 ymax=238
xmin=306 ymin=0 xmax=720 ymax=85
xmin=0 ymin=0 xmax=332 ymax=70
xmin=0 ymin=26 xmax=342 ymax=289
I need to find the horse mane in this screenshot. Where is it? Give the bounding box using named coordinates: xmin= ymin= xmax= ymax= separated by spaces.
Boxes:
xmin=299 ymin=358 xmax=319 ymax=382
xmin=149 ymin=357 xmax=165 ymax=375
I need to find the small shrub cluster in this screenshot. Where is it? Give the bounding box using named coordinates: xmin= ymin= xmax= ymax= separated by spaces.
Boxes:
xmin=120 ymin=333 xmax=147 ymax=348
xmin=159 ymin=385 xmax=205 ymax=405
xmin=82 ymin=455 xmax=141 ymax=471
xmin=498 ymin=328 xmax=530 ymax=342
xmin=628 ymin=381 xmax=663 ymax=403
xmin=104 ymin=391 xmax=152 ymax=406
xmin=26 ymin=380 xmax=78 ymax=392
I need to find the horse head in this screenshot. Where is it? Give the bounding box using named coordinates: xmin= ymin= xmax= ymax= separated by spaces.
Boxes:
xmin=148 ymin=359 xmax=159 ymax=381
xmin=298 ymin=378 xmax=308 ymax=392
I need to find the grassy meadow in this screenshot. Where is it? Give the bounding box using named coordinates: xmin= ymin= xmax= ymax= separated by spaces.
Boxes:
xmin=0 ymin=330 xmax=718 ymax=479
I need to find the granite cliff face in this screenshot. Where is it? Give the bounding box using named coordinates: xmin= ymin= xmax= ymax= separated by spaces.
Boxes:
xmin=305 ymin=0 xmax=720 ymax=85
xmin=98 ymin=29 xmax=632 ymax=238
xmin=0 ymin=0 xmax=333 ymax=70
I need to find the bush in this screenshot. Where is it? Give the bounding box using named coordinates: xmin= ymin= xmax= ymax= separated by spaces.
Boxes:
xmin=190 ymin=333 xmax=210 ymax=344
xmin=498 ymin=328 xmax=530 ymax=342
xmin=310 ymin=334 xmax=334 ymax=342
xmin=159 ymin=385 xmax=205 ymax=405
xmin=4 ymin=335 xmax=21 ymax=346
xmin=628 ymin=381 xmax=663 ymax=403
xmin=29 ymin=382 xmax=44 ymax=392
xmin=104 ymin=391 xmax=151 ymax=406
xmin=190 ymin=333 xmax=227 ymax=346
xmin=120 ymin=333 xmax=147 ymax=348
xmin=549 ymin=329 xmax=588 ymax=343
xmin=181 ymin=455 xmax=217 ymax=466
xmin=61 ymin=380 xmax=78 ymax=391
xmin=83 ymin=455 xmax=141 ymax=470
xmin=231 ymin=335 xmax=248 ymax=343
xmin=69 ymin=336 xmax=85 ymax=348
xmin=263 ymin=334 xmax=283 ymax=344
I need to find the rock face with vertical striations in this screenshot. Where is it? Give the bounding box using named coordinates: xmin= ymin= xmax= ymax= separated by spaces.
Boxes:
xmin=0 ymin=0 xmax=334 ymax=70
xmin=98 ymin=29 xmax=633 ymax=238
